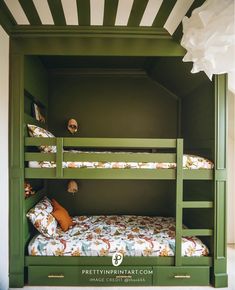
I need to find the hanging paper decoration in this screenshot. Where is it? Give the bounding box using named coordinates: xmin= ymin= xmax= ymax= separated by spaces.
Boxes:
xmin=181 ymin=0 xmax=235 ymax=80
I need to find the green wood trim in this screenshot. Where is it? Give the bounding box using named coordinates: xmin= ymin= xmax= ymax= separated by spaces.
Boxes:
xmin=103 ymin=0 xmax=118 ymax=26
xmin=25 ymin=137 xmax=56 ymax=146
xmin=214 ymin=169 xmax=226 ymax=181
xmin=47 ymin=0 xmax=66 ymax=25
xmin=182 ymin=201 xmax=213 ymax=208
xmin=24 ymin=168 xmax=214 ymax=180
xmin=76 ymin=0 xmax=90 ymax=26
xmin=127 ymin=0 xmax=149 ymax=27
xmin=152 ymin=0 xmax=177 ymax=27
xmin=19 ymin=0 xmax=42 ymax=25
xmin=9 ymin=53 xmax=25 ymax=288
xmin=11 ymin=26 xmax=171 ymax=38
xmin=183 ymin=170 xmax=213 ymax=180
xmin=63 ymin=138 xmax=177 ymax=148
xmin=56 ymin=138 xmax=63 ymax=178
xmin=25 ymin=256 xmax=211 ymax=266
xmin=25 ymin=168 xmax=56 ymax=178
xmin=63 ymin=152 xmax=176 ymax=163
xmin=182 ymin=229 xmax=213 ymax=236
xmin=0 ymin=0 xmax=15 ymax=34
xmin=175 ymin=139 xmax=183 ymax=266
xmin=24 ymin=113 xmax=47 ymax=129
xmin=25 ymin=152 xmax=56 ymax=161
xmin=10 ymin=34 xmax=185 ymax=57
xmin=25 ymin=168 xmax=177 ymax=180
xmin=213 ymin=75 xmax=227 ymax=287
xmin=181 ymin=257 xmax=212 ymax=266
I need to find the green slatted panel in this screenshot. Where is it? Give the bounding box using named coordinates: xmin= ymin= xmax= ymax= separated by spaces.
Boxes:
xmin=19 ymin=0 xmax=42 ymax=25
xmin=77 ymin=0 xmax=90 ymax=26
xmin=103 ymin=0 xmax=118 ymax=26
xmin=152 ymin=0 xmax=177 ymax=27
xmin=47 ymin=0 xmax=66 ymax=25
xmin=175 ymin=139 xmax=183 ymax=266
xmin=127 ymin=0 xmax=149 ymax=26
xmin=173 ymin=0 xmax=206 ymax=41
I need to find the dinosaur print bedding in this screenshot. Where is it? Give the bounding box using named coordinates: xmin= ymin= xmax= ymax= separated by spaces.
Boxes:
xmin=28 ymin=215 xmax=209 ymax=257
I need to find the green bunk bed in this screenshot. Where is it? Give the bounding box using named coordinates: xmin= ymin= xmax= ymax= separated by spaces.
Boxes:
xmin=9 ymin=34 xmax=227 ymax=288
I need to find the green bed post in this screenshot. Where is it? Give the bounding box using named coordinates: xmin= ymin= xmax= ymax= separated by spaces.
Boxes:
xmin=213 ymin=74 xmax=228 ymax=288
xmin=9 ymin=53 xmax=25 ymax=287
xmin=175 ymin=139 xmax=183 ymax=266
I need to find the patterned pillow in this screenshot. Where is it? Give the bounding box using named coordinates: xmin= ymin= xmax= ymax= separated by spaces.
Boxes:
xmin=27 ymin=124 xmax=56 ymax=153
xmin=26 ymin=197 xmax=58 ymax=238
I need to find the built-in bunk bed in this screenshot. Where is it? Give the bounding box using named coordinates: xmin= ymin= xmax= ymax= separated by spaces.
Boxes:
xmin=9 ymin=39 xmax=227 ymax=288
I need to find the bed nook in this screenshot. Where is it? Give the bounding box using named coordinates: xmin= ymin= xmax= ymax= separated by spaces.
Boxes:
xmin=10 ymin=46 xmax=227 ymax=287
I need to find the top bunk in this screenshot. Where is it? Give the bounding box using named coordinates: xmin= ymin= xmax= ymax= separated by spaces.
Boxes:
xmin=23 ymin=55 xmax=215 ymax=181
xmin=24 ymin=135 xmax=213 ymax=180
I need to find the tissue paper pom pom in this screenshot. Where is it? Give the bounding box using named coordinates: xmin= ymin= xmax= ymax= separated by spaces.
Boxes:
xmin=181 ymin=0 xmax=235 ymax=80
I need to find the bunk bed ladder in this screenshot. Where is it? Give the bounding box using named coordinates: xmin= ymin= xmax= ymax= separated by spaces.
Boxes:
xmin=175 ymin=138 xmax=183 ymax=266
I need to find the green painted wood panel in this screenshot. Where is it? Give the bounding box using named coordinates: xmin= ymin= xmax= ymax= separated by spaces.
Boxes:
xmin=48 ymin=73 xmax=178 ymax=138
xmin=24 ymin=56 xmax=48 ymax=107
xmin=127 ymin=0 xmax=149 ymax=27
xmin=9 ymin=53 xmax=25 ymax=287
xmin=154 ymin=266 xmax=209 ymax=286
xmin=25 ymin=255 xmax=211 ymax=267
xmin=48 ymin=0 xmax=66 ymax=25
xmin=19 ymin=0 xmax=42 ymax=25
xmin=103 ymin=0 xmax=118 ymax=26
xmin=11 ymin=36 xmax=185 ymax=56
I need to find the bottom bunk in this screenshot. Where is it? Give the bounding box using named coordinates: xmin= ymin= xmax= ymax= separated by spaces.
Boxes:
xmin=25 ymin=196 xmax=212 ymax=287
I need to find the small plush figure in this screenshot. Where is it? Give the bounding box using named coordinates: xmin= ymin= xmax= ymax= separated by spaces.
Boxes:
xmin=67 ymin=180 xmax=78 ymax=194
xmin=67 ymin=119 xmax=78 ymax=134
xmin=24 ymin=182 xmax=35 ymax=198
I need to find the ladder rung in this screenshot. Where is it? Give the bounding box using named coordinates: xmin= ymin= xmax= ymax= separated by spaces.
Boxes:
xmin=182 ymin=201 xmax=213 ymax=208
xmin=182 ymin=229 xmax=213 ymax=236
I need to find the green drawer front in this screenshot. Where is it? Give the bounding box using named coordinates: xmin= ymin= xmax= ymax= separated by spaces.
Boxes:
xmin=153 ymin=266 xmax=210 ymax=286
xmin=28 ymin=266 xmax=80 ymax=286
xmin=28 ymin=266 xmax=153 ymax=286
xmin=77 ymin=266 xmax=153 ymax=286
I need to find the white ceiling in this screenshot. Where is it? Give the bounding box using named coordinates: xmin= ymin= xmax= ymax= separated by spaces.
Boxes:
xmin=3 ymin=0 xmax=199 ymax=35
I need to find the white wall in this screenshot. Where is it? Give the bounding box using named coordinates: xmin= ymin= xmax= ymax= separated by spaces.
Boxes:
xmin=0 ymin=25 xmax=9 ymax=290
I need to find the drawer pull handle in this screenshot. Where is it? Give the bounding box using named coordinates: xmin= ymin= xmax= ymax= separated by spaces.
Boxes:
xmin=115 ymin=275 xmax=132 ymax=279
xmin=174 ymin=275 xmax=191 ymax=279
xmin=48 ymin=274 xmax=65 ymax=279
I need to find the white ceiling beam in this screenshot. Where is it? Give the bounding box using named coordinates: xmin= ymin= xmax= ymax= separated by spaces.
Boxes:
xmin=140 ymin=0 xmax=164 ymax=27
xmin=61 ymin=0 xmax=78 ymax=25
xmin=90 ymin=0 xmax=105 ymax=25
xmin=164 ymin=0 xmax=195 ymax=35
xmin=115 ymin=0 xmax=134 ymax=26
xmin=4 ymin=0 xmax=29 ymax=25
xmin=32 ymin=0 xmax=54 ymax=25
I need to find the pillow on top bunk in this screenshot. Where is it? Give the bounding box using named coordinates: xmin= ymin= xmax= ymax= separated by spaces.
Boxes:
xmin=26 ymin=196 xmax=58 ymax=238
xmin=51 ymin=199 xmax=74 ymax=232
xmin=27 ymin=124 xmax=56 ymax=153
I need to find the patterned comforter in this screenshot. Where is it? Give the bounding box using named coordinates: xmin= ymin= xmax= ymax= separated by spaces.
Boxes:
xmin=28 ymin=215 xmax=209 ymax=257
xmin=28 ymin=153 xmax=213 ymax=169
